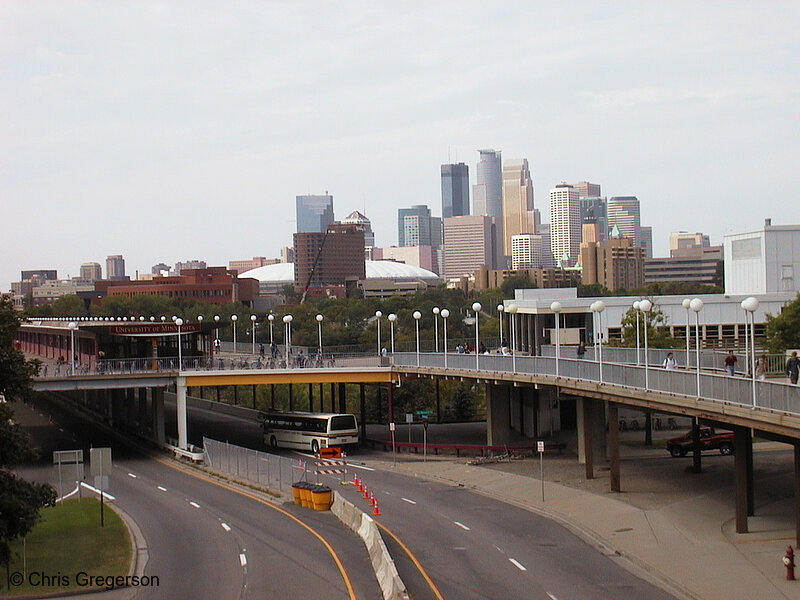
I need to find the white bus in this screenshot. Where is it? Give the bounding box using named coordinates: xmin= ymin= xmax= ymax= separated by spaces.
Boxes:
xmin=262 ymin=411 xmax=359 ymax=453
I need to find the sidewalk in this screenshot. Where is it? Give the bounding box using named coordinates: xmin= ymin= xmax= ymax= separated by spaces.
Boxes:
xmin=363 ymin=443 xmax=798 ymax=600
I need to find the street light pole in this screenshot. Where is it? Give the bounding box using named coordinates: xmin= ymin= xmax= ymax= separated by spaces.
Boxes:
xmin=268 ymin=314 xmax=274 ymax=345
xmin=472 ymin=302 xmax=482 ymax=370
xmin=316 ymin=314 xmax=324 ymax=357
xmin=214 ymin=315 xmax=220 ymax=355
xmin=506 ymin=304 xmax=517 ymax=373
xmin=742 ymin=297 xmax=759 ymax=408
xmin=432 ymin=307 xmax=440 ymax=352
xmin=497 ymin=304 xmax=505 ymax=347
xmin=231 ymin=314 xmax=238 ymax=354
xmin=690 ymin=298 xmax=704 ymax=397
xmin=592 ymin=301 xmax=606 ymax=383
xmin=633 ymin=300 xmax=641 ymax=366
xmin=175 ymin=318 xmax=183 ymax=370
xmin=375 ymin=311 xmax=382 ymax=356
xmin=388 ymin=314 xmax=397 ymax=353
xmin=250 ymin=315 xmax=257 ymax=355
xmin=283 ymin=315 xmax=293 ymax=368
xmin=639 ymin=299 xmax=652 ymax=389
xmin=68 ymin=321 xmax=77 ymax=376
xmin=682 ymin=298 xmax=691 ymax=369
xmin=413 ymin=311 xmax=421 ymax=366
xmin=550 ymin=302 xmax=562 ymax=377
xmin=440 ymin=309 xmax=450 ymax=368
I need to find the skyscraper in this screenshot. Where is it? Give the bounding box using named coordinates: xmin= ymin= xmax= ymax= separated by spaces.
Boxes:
xmin=501 ymin=158 xmax=536 ymax=257
xmin=472 ymin=149 xmax=502 ymax=220
xmin=341 ymin=211 xmax=375 ymax=248
xmin=293 ymin=223 xmax=366 ymax=289
xmin=296 ymin=193 xmax=335 ymax=233
xmin=549 ymin=184 xmax=582 ymax=267
xmin=397 ymin=205 xmax=442 ymax=247
xmin=572 ymin=181 xmax=601 ymax=198
xmin=440 ymin=163 xmax=469 ymax=218
xmin=511 ymin=234 xmax=544 ymax=270
xmin=443 ymin=215 xmax=499 ymax=279
xmin=106 ymin=255 xmax=126 ymax=280
xmin=80 ymin=262 xmax=102 ymax=281
xmin=580 ymin=197 xmax=608 ymax=242
xmin=607 ymin=196 xmax=641 ymax=248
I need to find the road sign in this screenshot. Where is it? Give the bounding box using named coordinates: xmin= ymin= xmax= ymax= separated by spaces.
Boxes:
xmin=537 ymin=441 xmax=545 ymax=453
xmin=406 ymin=413 xmax=414 ymax=423
xmin=53 ymin=450 xmax=83 ymax=465
xmin=416 ymin=410 xmax=434 ymax=416
xmin=90 ymin=448 xmax=112 ymax=478
xmin=389 ymin=422 xmax=396 ymax=432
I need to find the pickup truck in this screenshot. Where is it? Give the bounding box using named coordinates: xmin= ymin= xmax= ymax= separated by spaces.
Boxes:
xmin=665 ymin=426 xmax=734 ymax=457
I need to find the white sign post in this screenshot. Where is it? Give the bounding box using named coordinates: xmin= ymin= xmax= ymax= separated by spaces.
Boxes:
xmin=406 ymin=413 xmax=414 ymax=445
xmin=389 ymin=422 xmax=396 ymax=467
xmin=537 ymin=441 xmax=545 ymax=502
xmin=90 ymin=447 xmax=112 ymax=527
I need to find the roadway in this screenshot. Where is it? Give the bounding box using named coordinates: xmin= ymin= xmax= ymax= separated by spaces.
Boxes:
xmin=13 ymin=397 xmax=381 ymax=600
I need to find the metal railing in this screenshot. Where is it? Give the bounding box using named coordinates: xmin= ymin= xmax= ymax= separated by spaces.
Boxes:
xmin=202 ymin=437 xmax=308 ymax=493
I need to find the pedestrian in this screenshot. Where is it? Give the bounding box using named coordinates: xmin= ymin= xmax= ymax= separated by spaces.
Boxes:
xmin=456 ymin=343 xmax=465 ymax=354
xmin=297 ymin=349 xmax=306 ymax=367
xmin=755 ymin=355 xmax=768 ymax=381
xmin=724 ymin=350 xmax=738 ymax=376
xmin=577 ymin=342 xmax=586 ymax=360
xmin=786 ymin=351 xmax=799 ymax=385
xmin=270 ymin=342 xmax=277 ymax=358
xmin=479 ymin=342 xmax=487 ymax=355
xmin=662 ymin=352 xmax=678 ymax=370
xmin=259 ymin=343 xmax=265 ymax=358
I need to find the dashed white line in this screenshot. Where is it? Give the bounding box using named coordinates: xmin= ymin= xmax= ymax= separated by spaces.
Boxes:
xmin=509 ymin=558 xmax=527 ymax=571
xmin=546 ymin=593 xmax=559 ymax=600
xmin=59 ymin=428 xmax=64 ymax=432
xmin=127 ymin=472 xmax=137 ymax=478
xmin=495 ymin=545 xmax=505 ymax=554
xmin=401 ymin=497 xmax=417 ymax=505
xmin=221 ymin=523 xmax=231 ymax=532
xmin=157 ymin=486 xmax=167 ymax=492
xmin=454 ymin=521 xmax=471 ymax=531
xmin=189 ymin=501 xmax=200 ymax=508
xmin=239 ymin=553 xmax=247 ymax=567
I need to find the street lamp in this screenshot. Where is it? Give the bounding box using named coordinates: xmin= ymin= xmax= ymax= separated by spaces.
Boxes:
xmin=375 ymin=311 xmax=383 ymax=355
xmin=690 ymin=298 xmax=704 ymax=397
xmin=551 ymin=302 xmax=562 ymax=377
xmin=214 ymin=315 xmax=220 ymax=347
xmin=413 ymin=311 xmax=422 ymax=366
xmin=505 ymin=303 xmax=518 ymax=373
xmin=471 ymin=302 xmax=482 ymax=370
xmin=591 ymin=301 xmax=606 ymax=383
xmin=283 ymin=315 xmax=293 ymax=367
xmin=316 ymin=314 xmax=324 ymax=357
xmin=440 ymin=309 xmax=450 ymax=368
xmin=638 ymin=299 xmax=652 ymax=389
xmin=250 ymin=315 xmax=257 ymax=355
xmin=497 ymin=304 xmax=505 ymax=348
xmin=267 ymin=314 xmax=275 ymax=345
xmin=388 ymin=314 xmax=397 ymax=353
xmin=742 ymin=296 xmax=759 ymax=408
xmin=68 ymin=321 xmax=77 ymax=376
xmin=633 ymin=300 xmax=641 ymax=366
xmin=231 ymin=314 xmax=238 ymax=353
xmin=175 ymin=318 xmax=184 ymax=370
xmin=432 ymin=307 xmax=440 ymax=352
xmin=682 ymin=298 xmax=691 ymax=369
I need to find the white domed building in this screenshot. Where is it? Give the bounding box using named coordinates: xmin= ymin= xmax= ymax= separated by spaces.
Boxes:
xmin=242 ymin=260 xmax=441 ymax=299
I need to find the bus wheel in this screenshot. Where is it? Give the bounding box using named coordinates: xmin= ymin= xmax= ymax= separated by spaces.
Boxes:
xmin=269 ymin=436 xmax=278 ymax=448
xmin=311 ymin=439 xmax=320 ymax=454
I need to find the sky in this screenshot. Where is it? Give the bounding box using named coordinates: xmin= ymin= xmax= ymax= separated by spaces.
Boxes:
xmin=2 ymin=1 xmax=799 ymax=288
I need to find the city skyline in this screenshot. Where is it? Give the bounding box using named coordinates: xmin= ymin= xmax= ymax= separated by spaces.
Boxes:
xmin=3 ymin=2 xmax=798 ymax=289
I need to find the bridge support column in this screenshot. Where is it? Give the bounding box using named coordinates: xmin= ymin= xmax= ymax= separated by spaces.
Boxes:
xmin=577 ymin=398 xmax=594 ymax=479
xmin=487 ymin=384 xmax=511 ymax=447
xmin=176 ymin=377 xmax=188 ymax=450
xmin=359 ymin=384 xmax=366 ymax=440
xmin=289 ymin=384 xmax=294 ymax=410
xmin=152 ymin=388 xmax=165 ymax=445
xmin=308 ymin=383 xmax=314 ymax=411
xmin=745 ymin=432 xmax=754 ymax=516
xmin=387 ymin=382 xmax=394 ymax=424
xmin=338 ymin=383 xmax=346 ymax=414
xmin=435 ymin=379 xmax=441 ymax=423
xmin=138 ymin=388 xmax=147 ymax=432
xmin=330 ymin=383 xmax=336 ymax=412
xmin=689 ymin=418 xmax=703 ymax=473
xmin=734 ymin=426 xmax=751 ymax=533
xmin=608 ymin=403 xmax=620 ymax=492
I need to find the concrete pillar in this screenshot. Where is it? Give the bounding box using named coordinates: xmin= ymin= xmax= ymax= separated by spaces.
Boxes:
xmin=359 ymin=384 xmax=366 ymax=440
xmin=734 ymin=426 xmax=750 ymax=534
xmin=435 ymin=379 xmax=441 ymax=423
xmin=538 ymin=386 xmax=560 ymax=437
xmin=520 ymin=386 xmax=537 ymax=438
xmin=152 ymin=388 xmax=165 ymax=445
xmin=608 ymin=403 xmax=620 ymax=492
xmin=338 ymin=382 xmax=346 ymax=413
xmin=289 ymin=383 xmax=294 ymax=410
xmin=487 ymin=384 xmax=511 ymax=446
xmin=690 ymin=418 xmax=703 ymax=473
xmin=308 ymin=383 xmax=314 ymax=411
xmin=176 ymin=377 xmax=188 ymax=450
xmin=387 ymin=382 xmax=394 ymax=424
xmin=578 ymin=397 xmax=594 ymax=479
xmin=138 ymin=388 xmax=147 ymax=431
xmin=745 ymin=432 xmax=754 ymax=517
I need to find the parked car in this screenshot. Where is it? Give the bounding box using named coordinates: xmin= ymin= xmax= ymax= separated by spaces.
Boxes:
xmin=665 ymin=426 xmax=734 ymax=458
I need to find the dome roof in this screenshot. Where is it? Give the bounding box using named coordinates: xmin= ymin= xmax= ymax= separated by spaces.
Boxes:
xmin=242 ymin=261 xmax=439 ymax=283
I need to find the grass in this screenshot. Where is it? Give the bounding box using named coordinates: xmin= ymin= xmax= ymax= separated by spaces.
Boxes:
xmin=3 ymin=498 xmax=131 ymax=596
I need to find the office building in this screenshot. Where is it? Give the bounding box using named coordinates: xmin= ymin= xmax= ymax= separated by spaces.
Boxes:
xmin=151 ymin=263 xmax=170 ymax=275
xmin=397 ymin=205 xmax=442 ymax=248
xmin=228 ymin=257 xmax=279 ymax=274
xmin=572 ymin=181 xmax=601 ymax=198
xmin=341 ymin=211 xmax=375 ymax=249
xmin=607 ymin=196 xmax=641 ymax=247
xmin=640 ymin=226 xmax=653 ymax=259
xmin=443 ymin=215 xmax=499 ymax=279
xmin=31 ymin=279 xmax=95 ymax=306
xmin=280 ymin=247 xmax=295 ymax=263
xmin=474 ymin=265 xmax=580 ymax=290
xmin=511 ymin=234 xmax=544 ymax=270
xmin=21 ymin=269 xmax=57 ymax=281
xmin=536 ymin=223 xmax=555 ymax=268
xmin=501 ymin=158 xmax=536 ymax=257
xmin=80 ymin=263 xmax=102 ymax=281
xmin=296 ymin=193 xmax=335 ymax=233
xmin=472 ymin=149 xmax=502 ymax=220
xmin=580 ymin=197 xmax=608 ymax=242
xmin=723 ymin=219 xmax=800 ymax=294
xmin=645 ymin=246 xmax=723 ymax=286
xmin=293 ymin=223 xmax=366 ymax=289
xmin=440 ymin=163 xmax=470 ymax=219
xmin=549 ymin=183 xmax=581 ymax=267
xmin=580 ymin=236 xmax=645 ymax=291
xmin=106 ymin=255 xmax=127 ymax=280
xmin=670 ymin=231 xmax=711 ymax=251
xmin=174 ymin=260 xmax=207 ymax=275
xmin=372 ymin=246 xmax=438 ymax=274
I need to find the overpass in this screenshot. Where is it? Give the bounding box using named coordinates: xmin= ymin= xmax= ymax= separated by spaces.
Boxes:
xmin=32 ymin=350 xmax=800 ymax=542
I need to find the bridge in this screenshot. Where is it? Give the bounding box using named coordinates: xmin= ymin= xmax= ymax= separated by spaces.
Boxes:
xmin=32 ymin=349 xmax=800 ymax=542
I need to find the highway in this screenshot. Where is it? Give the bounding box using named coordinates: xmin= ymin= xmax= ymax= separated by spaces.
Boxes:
xmin=14 ymin=397 xmax=381 ymax=600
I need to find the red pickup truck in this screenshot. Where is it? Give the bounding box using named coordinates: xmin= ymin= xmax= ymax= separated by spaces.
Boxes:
xmin=665 ymin=426 xmax=734 ymax=458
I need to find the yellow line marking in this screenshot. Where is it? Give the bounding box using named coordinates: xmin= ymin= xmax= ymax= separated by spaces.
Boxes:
xmin=375 ymin=520 xmax=445 ymax=600
xmin=155 ymin=457 xmax=357 ymax=600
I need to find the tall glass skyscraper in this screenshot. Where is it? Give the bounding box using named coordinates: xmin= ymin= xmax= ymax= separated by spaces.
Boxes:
xmin=607 ymin=196 xmax=641 ymax=247
xmin=501 ymin=158 xmax=535 ymax=257
xmin=397 ymin=205 xmax=442 ymax=247
xmin=440 ymin=163 xmax=470 ymax=219
xmin=296 ymin=194 xmax=335 ymax=233
xmin=472 ymin=149 xmax=502 ymax=220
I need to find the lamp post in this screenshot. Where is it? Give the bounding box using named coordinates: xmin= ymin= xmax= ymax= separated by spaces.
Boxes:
xmin=591 ymin=301 xmax=606 ymax=383
xmin=742 ymin=297 xmax=759 ymax=408
xmin=197 ymin=315 xmax=203 ymax=360
xmin=440 ymin=309 xmax=450 ymax=368
xmin=283 ymin=315 xmax=293 ymax=368
xmin=413 ymin=311 xmax=422 ymax=366
xmin=250 ymin=315 xmax=257 ymax=355
xmin=690 ymin=298 xmax=704 ymax=397
xmin=432 ymin=307 xmax=440 ymax=352
xmin=550 ymin=302 xmax=562 ymax=377
xmin=633 ymin=300 xmax=641 ymax=366
xmin=639 ymin=299 xmax=652 ymax=389
xmin=231 ymin=314 xmax=238 ymax=353
xmin=471 ymin=302 xmax=482 ymax=370
xmin=68 ymin=321 xmax=77 ymax=376
xmin=316 ymin=314 xmax=324 ymax=357
xmin=682 ymin=298 xmax=691 ymax=369
xmin=214 ymin=315 xmax=220 ymax=351
xmin=175 ymin=318 xmax=183 ymax=370
xmin=497 ymin=304 xmax=505 ymax=348
xmin=388 ymin=314 xmax=397 ymax=353
xmin=267 ymin=314 xmax=274 ymax=345
xmin=375 ymin=311 xmax=382 ymax=356
xmin=506 ymin=303 xmax=517 ymax=373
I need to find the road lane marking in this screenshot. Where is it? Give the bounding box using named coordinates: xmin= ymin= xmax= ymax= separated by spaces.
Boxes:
xmin=59 ymin=484 xmax=80 ymax=502
xmin=375 ymin=521 xmax=445 ymax=600
xmin=454 ymin=521 xmax=470 ymax=531
xmin=127 ymin=472 xmax=137 ymax=478
xmin=344 ymin=462 xmax=375 ymax=471
xmin=239 ymin=553 xmax=247 ymax=567
xmin=546 ymin=593 xmax=559 ymax=600
xmin=157 ymin=486 xmax=167 ymax=491
xmin=189 ymin=501 xmax=200 ymax=508
xmin=401 ymin=497 xmax=417 ymax=505
xmin=509 ymin=558 xmax=527 ymax=571
xmin=80 ymin=482 xmax=115 ymax=501
xmin=495 ymin=545 xmax=505 ymax=554
xmin=59 ymin=428 xmax=64 ymax=432
xmin=221 ymin=523 xmax=231 ymax=532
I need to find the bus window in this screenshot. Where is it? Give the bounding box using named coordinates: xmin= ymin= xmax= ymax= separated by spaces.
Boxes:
xmin=330 ymin=415 xmax=357 ymax=431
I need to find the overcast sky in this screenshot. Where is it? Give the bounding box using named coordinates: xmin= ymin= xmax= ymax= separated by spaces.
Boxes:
xmin=3 ymin=1 xmax=798 ymax=287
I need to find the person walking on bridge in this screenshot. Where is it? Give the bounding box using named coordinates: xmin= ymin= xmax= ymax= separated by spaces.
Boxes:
xmin=786 ymin=351 xmax=799 ymax=385
xmin=724 ymin=350 xmax=738 ymax=376
xmin=663 ymin=352 xmax=678 ymax=370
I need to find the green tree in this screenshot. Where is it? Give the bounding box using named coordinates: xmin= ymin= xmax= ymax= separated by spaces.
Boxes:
xmin=0 ymin=295 xmax=57 ymax=567
xmin=613 ymin=301 xmax=680 ymax=349
xmin=765 ymin=293 xmax=800 ymax=353
xmin=444 ymin=383 xmax=477 ymax=421
xmin=27 ymin=294 xmax=87 ymax=317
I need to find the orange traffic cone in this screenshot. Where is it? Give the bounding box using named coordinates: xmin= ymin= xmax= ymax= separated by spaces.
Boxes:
xmin=372 ymin=499 xmax=381 ymax=516
xmin=369 ymin=491 xmax=377 ymax=507
xmin=362 ymin=485 xmax=370 ymax=500
xmin=353 ymin=474 xmax=360 ymax=487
